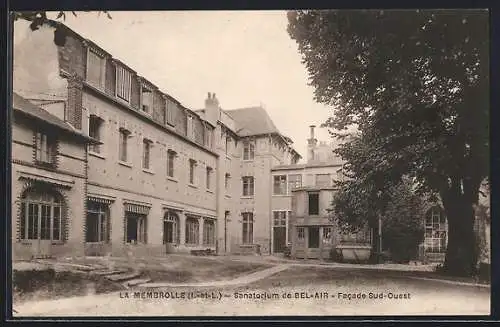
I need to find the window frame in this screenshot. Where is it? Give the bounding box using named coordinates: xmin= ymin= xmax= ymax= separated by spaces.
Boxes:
xmin=167 ymin=149 xmax=176 ymax=178
xmin=243 ymin=140 xmax=255 ymax=160
xmin=288 ymin=174 xmax=302 ymax=191
xmin=20 ymin=188 xmax=63 ymax=242
xmin=86 ymin=48 xmax=106 ymax=89
xmin=273 ymin=175 xmax=287 ymax=195
xmin=242 ymin=212 xmax=254 ymax=244
xmin=203 ymin=218 xmax=216 ymax=246
xmin=88 ymin=115 xmax=104 ymax=154
xmin=34 ymin=131 xmax=57 ymax=167
xmin=308 ymin=192 xmax=320 ymax=216
xmin=185 ymin=216 xmax=200 ymax=245
xmin=242 ymin=176 xmax=255 ymax=197
xmin=118 ymin=128 xmax=131 ymax=163
xmin=206 ymin=166 xmax=213 ymax=190
xmin=142 ymin=138 xmax=152 ymax=170
xmin=189 ymin=159 xmax=197 ymax=185
xmin=115 ymin=65 xmax=132 ymax=103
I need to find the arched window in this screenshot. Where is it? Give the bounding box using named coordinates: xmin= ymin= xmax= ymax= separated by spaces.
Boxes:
xmin=424 ymin=206 xmax=447 ymax=253
xmin=163 ymin=211 xmax=179 ymax=244
xmin=20 ymin=186 xmax=64 ymax=241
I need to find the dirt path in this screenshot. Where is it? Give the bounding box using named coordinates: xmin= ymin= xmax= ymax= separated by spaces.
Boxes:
xmin=138 ymin=264 xmax=291 ymax=288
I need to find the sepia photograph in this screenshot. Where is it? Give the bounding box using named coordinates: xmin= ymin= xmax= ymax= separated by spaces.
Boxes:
xmin=9 ymin=9 xmax=490 ymax=317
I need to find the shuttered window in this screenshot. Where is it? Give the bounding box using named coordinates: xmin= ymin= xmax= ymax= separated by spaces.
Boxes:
xmin=86 ymin=49 xmax=105 ymax=89
xmin=116 ymin=65 xmax=132 ymax=102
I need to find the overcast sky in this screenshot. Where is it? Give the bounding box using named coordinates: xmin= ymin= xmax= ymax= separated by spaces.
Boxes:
xmin=52 ymin=11 xmax=335 ymax=161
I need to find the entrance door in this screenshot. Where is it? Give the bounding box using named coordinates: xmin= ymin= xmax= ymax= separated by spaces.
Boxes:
xmin=164 ymin=221 xmax=174 ymax=243
xmin=307 ymin=227 xmax=320 ymax=259
xmin=21 ymin=187 xmax=63 ymax=259
xmin=38 ymin=204 xmax=53 ymax=257
xmin=273 ymin=226 xmax=286 ymax=253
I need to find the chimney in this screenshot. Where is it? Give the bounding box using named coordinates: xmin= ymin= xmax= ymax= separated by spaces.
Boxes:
xmin=204 ymin=91 xmax=220 ymax=126
xmin=307 ymin=125 xmax=318 ymax=163
xmin=309 ymin=125 xmax=316 ymax=139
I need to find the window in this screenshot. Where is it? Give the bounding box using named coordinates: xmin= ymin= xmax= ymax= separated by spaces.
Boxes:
xmin=86 ymin=49 xmax=105 ymax=89
xmin=242 ymin=176 xmax=255 ymax=196
xmin=163 ymin=211 xmax=179 ymax=244
xmin=273 ymin=211 xmax=287 ymax=227
xmin=243 ymin=141 xmax=255 ymax=160
xmin=315 ymin=174 xmax=331 ymax=187
xmin=185 ymin=217 xmax=200 ymax=245
xmin=225 ymin=173 xmax=231 ymax=191
xmin=167 ymin=150 xmax=176 ymax=178
xmin=189 ymin=159 xmax=197 ymax=185
xmin=118 ymin=128 xmax=130 ymax=162
xmin=187 ymin=115 xmax=194 ymax=139
xmin=204 ymin=125 xmax=213 ymax=148
xmin=125 ymin=212 xmax=147 ymax=244
xmin=288 ymin=174 xmax=302 ymax=191
xmin=203 ymin=219 xmax=216 ymax=245
xmin=297 ymin=227 xmax=305 ymax=240
xmin=242 ymin=212 xmax=254 ymax=244
xmin=424 ymin=206 xmax=447 ymax=253
xmin=308 ymin=192 xmax=319 ymax=215
xmin=116 ymin=65 xmax=132 ymax=102
xmin=206 ymin=167 xmax=213 ymax=189
xmin=20 ymin=187 xmax=63 ymax=241
xmin=86 ymin=201 xmax=110 ymax=243
xmin=142 ymin=139 xmax=152 ymax=169
xmin=322 ymin=227 xmax=332 ymax=244
xmin=165 ymin=99 xmax=176 ymax=126
xmin=35 ymin=132 xmax=56 ymax=165
xmin=141 ymin=86 xmax=153 ymax=114
xmin=88 ymin=115 xmax=103 ymax=154
xmin=273 ymin=175 xmax=287 ymax=195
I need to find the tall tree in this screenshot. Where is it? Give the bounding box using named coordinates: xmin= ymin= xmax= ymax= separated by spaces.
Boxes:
xmin=288 ymin=9 xmax=489 ymax=276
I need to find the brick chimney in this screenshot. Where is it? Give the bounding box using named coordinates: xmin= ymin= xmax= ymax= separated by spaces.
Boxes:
xmin=307 ymin=125 xmax=318 ymax=163
xmin=204 ymin=91 xmax=220 ymax=126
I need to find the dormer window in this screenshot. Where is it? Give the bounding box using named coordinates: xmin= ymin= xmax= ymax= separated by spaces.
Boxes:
xmin=86 ymin=48 xmax=105 ymax=89
xmin=141 ymin=86 xmax=153 ymax=115
xmin=187 ymin=115 xmax=195 ymax=139
xmin=116 ymin=65 xmax=132 ymax=102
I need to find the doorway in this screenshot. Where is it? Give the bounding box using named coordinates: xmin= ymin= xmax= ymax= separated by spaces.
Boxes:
xmin=20 ymin=186 xmax=63 ymax=258
xmin=273 ymin=226 xmax=286 ymax=253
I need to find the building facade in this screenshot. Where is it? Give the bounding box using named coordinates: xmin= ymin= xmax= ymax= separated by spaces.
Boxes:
xmin=12 ymin=20 xmax=300 ymax=259
xmin=11 ymin=93 xmax=97 ymax=259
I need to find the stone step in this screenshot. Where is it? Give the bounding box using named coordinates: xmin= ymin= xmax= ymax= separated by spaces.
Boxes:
xmin=106 ymin=271 xmax=141 ymax=282
xmin=125 ymin=278 xmax=152 ymax=287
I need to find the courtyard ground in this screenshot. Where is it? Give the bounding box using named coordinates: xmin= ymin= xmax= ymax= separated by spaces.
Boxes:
xmin=12 ymin=254 xmax=490 ymax=317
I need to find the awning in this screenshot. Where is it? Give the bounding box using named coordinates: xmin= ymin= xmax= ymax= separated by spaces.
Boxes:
xmin=124 ymin=201 xmax=151 ymax=215
xmin=88 ymin=195 xmax=115 ymax=205
xmin=17 ymin=170 xmax=74 ymax=189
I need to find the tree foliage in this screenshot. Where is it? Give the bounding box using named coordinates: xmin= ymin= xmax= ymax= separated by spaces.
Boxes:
xmin=12 ymin=11 xmax=112 ymax=46
xmin=288 ymin=10 xmax=489 ymax=276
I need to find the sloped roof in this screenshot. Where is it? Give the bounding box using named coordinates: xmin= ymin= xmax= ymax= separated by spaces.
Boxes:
xmin=225 ymin=106 xmax=280 ymax=137
xmin=12 ymin=92 xmax=97 ymax=143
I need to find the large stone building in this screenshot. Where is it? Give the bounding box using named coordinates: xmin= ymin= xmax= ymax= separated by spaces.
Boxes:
xmin=12 ymin=20 xmax=300 ymax=260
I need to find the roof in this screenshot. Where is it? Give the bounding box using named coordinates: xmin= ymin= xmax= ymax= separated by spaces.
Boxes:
xmin=12 ymin=92 xmax=98 ymax=144
xmin=272 ymin=159 xmax=344 ymax=171
xmin=225 ymin=107 xmax=280 ymax=137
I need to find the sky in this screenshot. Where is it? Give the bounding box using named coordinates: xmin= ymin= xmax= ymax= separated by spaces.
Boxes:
xmin=50 ymin=11 xmax=335 ymax=161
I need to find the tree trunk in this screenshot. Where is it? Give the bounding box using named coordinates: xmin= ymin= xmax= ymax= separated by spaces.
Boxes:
xmin=441 ymin=188 xmax=478 ymax=277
